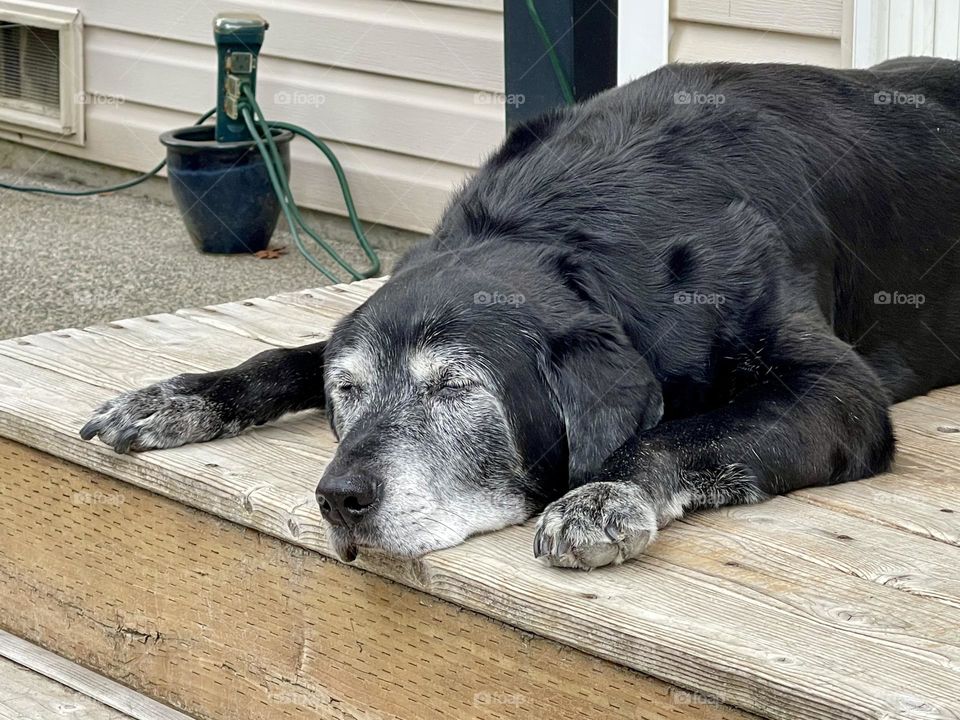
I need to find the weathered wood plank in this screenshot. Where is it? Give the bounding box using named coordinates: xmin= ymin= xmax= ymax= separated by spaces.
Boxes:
xmin=172 ymin=278 xmax=388 ymax=349
xmin=0 ymin=634 xmax=189 ymax=720
xmin=82 ymin=314 xmax=277 ymax=370
xmin=791 ymin=483 xmax=959 ymax=546
xmin=2 ymin=280 xmax=960 ymax=719
xmin=788 ymin=391 xmax=960 ymax=544
xmin=266 ymin=278 xmax=388 ymax=321
xmin=2 ymin=326 xmax=960 ymax=718
xmin=686 ymin=497 xmax=960 ymax=610
xmin=0 ymin=439 xmax=752 ymax=720
xmin=0 ymin=659 xmax=132 ymax=720
xmin=176 ymin=299 xmax=332 ymax=348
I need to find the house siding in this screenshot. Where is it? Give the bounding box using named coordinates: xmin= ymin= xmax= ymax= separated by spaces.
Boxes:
xmin=669 ymin=0 xmax=848 ymax=67
xmin=0 ymin=0 xmax=506 ymax=233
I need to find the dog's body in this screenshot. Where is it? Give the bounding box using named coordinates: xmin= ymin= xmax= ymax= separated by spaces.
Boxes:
xmin=83 ymin=59 xmax=960 ymax=568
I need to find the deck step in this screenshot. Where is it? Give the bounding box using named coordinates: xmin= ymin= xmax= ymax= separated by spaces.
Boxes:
xmin=0 ymin=439 xmax=751 ymax=720
xmin=0 ymin=278 xmax=958 ymax=720
xmin=0 ymin=633 xmax=193 ymax=720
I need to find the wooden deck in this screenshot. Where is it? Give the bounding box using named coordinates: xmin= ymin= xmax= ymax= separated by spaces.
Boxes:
xmin=0 ymin=657 xmax=134 ymax=720
xmin=0 ymin=278 xmax=958 ymax=720
xmin=0 ymin=630 xmax=193 ymax=720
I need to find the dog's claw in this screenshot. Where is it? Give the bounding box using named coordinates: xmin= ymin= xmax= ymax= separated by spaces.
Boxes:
xmin=79 ymin=419 xmax=101 ymax=441
xmin=533 ymin=483 xmax=660 ymax=569
xmin=114 ymin=427 xmax=139 ymax=454
xmin=533 ymin=528 xmax=547 ymax=558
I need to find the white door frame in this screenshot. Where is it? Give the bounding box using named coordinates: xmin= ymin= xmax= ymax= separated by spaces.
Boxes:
xmin=617 ymin=0 xmax=669 ymax=84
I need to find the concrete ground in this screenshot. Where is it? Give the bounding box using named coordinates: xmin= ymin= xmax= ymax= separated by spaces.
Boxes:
xmin=0 ymin=146 xmax=420 ymax=339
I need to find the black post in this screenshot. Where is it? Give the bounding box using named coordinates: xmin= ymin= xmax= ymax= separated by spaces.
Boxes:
xmin=503 ymin=0 xmax=618 ymax=128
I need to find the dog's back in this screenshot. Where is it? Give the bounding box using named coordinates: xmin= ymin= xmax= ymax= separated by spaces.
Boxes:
xmin=433 ymin=59 xmax=960 ymax=401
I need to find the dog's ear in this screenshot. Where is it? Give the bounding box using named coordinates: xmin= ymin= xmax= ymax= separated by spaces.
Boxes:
xmin=544 ymin=312 xmax=663 ymax=487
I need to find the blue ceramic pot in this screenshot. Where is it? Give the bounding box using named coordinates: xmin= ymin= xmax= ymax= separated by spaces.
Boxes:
xmin=160 ymin=124 xmax=292 ymax=254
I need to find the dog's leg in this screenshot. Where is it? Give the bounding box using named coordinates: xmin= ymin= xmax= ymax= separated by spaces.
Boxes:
xmin=534 ymin=328 xmax=895 ymax=569
xmin=80 ymin=342 xmax=327 ymax=453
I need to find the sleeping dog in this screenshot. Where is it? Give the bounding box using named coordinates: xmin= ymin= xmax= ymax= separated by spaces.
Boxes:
xmin=81 ymin=58 xmax=960 ymax=569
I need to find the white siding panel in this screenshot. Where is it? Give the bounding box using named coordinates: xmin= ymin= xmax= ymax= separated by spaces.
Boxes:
xmin=888 ymin=0 xmax=917 ymax=56
xmin=69 ymin=0 xmax=505 ymax=92
xmin=670 ymin=21 xmax=843 ymax=66
xmin=913 ymin=0 xmax=939 ymax=53
xmin=855 ymin=0 xmax=960 ymax=65
xmin=933 ymin=0 xmax=960 ymax=56
xmin=0 ymin=101 xmax=471 ymax=232
xmin=672 ymin=0 xmax=844 ymax=38
xmin=0 ymin=0 xmax=507 ymax=231
xmin=84 ymin=28 xmax=503 ymax=168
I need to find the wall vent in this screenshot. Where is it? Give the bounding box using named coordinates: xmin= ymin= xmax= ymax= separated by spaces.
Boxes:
xmin=0 ymin=1 xmax=82 ymax=143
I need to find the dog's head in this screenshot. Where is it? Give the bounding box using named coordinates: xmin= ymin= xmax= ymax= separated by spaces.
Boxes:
xmin=315 ymin=251 xmax=663 ymax=561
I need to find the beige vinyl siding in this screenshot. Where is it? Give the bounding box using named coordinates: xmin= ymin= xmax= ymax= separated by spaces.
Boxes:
xmin=0 ymin=0 xmax=507 ymax=233
xmin=670 ymin=0 xmax=848 ymax=67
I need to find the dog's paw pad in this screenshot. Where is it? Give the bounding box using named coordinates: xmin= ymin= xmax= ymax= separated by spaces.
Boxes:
xmin=80 ymin=379 xmax=227 ymax=453
xmin=533 ymin=482 xmax=658 ymax=569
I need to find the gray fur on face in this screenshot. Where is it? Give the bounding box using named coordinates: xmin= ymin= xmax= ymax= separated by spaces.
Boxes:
xmin=324 ymin=340 xmax=530 ymax=558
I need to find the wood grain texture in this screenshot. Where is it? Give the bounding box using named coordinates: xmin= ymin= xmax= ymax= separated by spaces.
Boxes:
xmin=0 ymin=635 xmax=188 ymax=720
xmin=0 ymin=280 xmax=959 ymax=719
xmin=0 ymin=440 xmax=752 ymax=720
xmin=0 ymin=657 xmax=135 ymax=720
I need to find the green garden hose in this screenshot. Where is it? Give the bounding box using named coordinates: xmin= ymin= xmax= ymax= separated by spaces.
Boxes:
xmin=1 ymin=2 xmax=568 ymax=278
xmin=0 ymin=101 xmax=380 ymax=283
xmin=525 ymin=0 xmax=575 ymax=105
xmin=239 ymin=84 xmax=379 ymax=280
xmin=0 ymin=108 xmax=216 ymax=196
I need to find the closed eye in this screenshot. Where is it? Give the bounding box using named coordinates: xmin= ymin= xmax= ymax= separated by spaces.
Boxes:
xmin=439 ymin=377 xmax=476 ymax=390
xmin=427 ymin=373 xmax=479 ymax=399
xmin=333 ymin=380 xmax=363 ymax=397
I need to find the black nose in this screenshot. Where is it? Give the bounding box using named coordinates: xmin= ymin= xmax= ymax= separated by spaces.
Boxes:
xmin=315 ymin=472 xmax=380 ymax=528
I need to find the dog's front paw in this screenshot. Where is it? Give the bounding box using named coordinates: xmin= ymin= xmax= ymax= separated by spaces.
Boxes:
xmin=80 ymin=376 xmax=233 ymax=453
xmin=533 ymin=482 xmax=659 ymax=569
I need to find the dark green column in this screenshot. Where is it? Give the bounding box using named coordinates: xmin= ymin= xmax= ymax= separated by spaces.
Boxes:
xmin=503 ymin=0 xmax=618 ymax=128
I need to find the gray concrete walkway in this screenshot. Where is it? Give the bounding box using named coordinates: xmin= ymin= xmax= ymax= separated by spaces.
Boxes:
xmin=0 ymin=162 xmax=416 ymax=339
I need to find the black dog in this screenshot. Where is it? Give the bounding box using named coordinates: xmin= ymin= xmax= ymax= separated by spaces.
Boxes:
xmin=82 ymin=58 xmax=960 ymax=568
